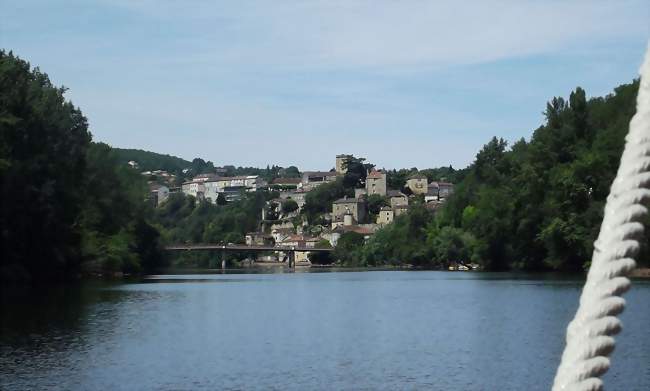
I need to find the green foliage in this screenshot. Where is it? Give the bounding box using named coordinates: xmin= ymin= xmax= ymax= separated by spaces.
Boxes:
xmin=281 ymin=199 xmax=299 ymax=213
xmin=436 ymin=80 xmax=642 ymax=271
xmin=1 ymin=51 xmax=90 ymax=281
xmin=302 ymin=179 xmax=352 ymax=223
xmin=0 ymin=51 xmax=166 ymax=282
xmin=190 ymin=158 xmax=216 ymax=175
xmin=283 ymin=166 xmax=301 ymax=177
xmin=349 ymin=204 xmax=435 ymax=267
xmin=216 ymin=193 xmax=227 ymax=205
xmin=334 ymin=80 xmax=643 ymax=272
xmin=333 ymin=232 xmax=366 ymax=265
xmin=79 ymin=143 xmax=166 ymax=274
xmin=342 ymin=157 xmax=373 ymax=189
xmin=309 ymin=240 xmax=333 ymax=265
xmin=386 ymin=167 xmax=466 ymax=191
xmin=224 ymin=164 xmax=301 ymax=182
xmin=113 ymin=148 xmax=191 ymax=174
xmin=428 ymin=226 xmax=484 ymax=266
xmin=153 ymin=191 xmax=269 ymax=267
xmin=366 ymin=194 xmax=389 ymax=216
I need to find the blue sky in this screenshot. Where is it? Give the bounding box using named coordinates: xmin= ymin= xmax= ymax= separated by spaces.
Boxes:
xmin=1 ymin=1 xmax=649 ymax=170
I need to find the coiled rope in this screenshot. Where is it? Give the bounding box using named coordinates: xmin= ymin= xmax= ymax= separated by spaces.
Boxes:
xmin=552 ymin=44 xmax=650 ymax=391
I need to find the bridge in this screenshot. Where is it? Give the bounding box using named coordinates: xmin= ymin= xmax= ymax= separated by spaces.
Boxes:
xmin=164 ymin=243 xmax=332 ymax=268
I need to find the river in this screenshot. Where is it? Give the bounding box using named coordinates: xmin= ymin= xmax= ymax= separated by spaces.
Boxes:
xmin=1 ymin=271 xmax=649 ymax=390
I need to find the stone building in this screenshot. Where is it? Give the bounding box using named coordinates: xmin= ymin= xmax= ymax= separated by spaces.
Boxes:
xmin=365 ymin=170 xmax=387 ymax=196
xmin=181 ymin=175 xmax=266 ymax=203
xmin=393 ymin=204 xmax=410 ymax=217
xmin=181 ymin=180 xmax=205 ymax=198
xmin=354 ymin=188 xmax=368 ymax=198
xmin=387 ymin=190 xmax=409 ymax=208
xmin=438 ymin=182 xmax=454 ymax=199
xmin=425 ymin=182 xmax=440 ymax=202
xmin=149 ymin=184 xmax=170 ymax=207
xmin=332 ymin=196 xmax=367 ymax=223
xmin=406 ymin=173 xmax=428 ymax=194
xmin=377 ymin=206 xmax=394 ymax=226
xmin=301 ymin=171 xmax=338 ymax=191
xmin=336 ymin=154 xmax=353 ymax=174
xmin=279 ymin=189 xmax=307 ymax=210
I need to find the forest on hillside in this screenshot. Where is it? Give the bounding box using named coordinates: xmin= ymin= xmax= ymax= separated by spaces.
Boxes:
xmin=340 ymin=79 xmax=646 ymax=272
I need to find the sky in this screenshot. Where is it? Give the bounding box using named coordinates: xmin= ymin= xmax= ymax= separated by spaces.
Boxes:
xmin=1 ymin=1 xmax=649 ymax=171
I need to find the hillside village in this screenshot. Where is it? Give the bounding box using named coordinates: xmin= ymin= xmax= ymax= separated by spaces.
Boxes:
xmin=140 ymin=154 xmax=455 ymax=266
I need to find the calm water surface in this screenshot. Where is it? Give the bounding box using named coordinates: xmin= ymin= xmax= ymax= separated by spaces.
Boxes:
xmin=1 ymin=271 xmax=649 ymax=390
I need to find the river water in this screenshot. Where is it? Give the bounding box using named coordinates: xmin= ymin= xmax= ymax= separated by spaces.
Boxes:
xmin=1 ymin=271 xmax=648 ymax=390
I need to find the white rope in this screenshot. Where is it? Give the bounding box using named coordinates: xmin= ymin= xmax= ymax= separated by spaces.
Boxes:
xmin=552 ymin=43 xmax=650 ymax=391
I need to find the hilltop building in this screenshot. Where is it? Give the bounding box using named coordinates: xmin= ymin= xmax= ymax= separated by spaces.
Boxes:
xmin=377 ymin=206 xmax=394 ymax=226
xmin=425 ymin=182 xmax=440 ymax=202
xmin=424 ymin=181 xmax=455 ymax=202
xmin=301 ymin=171 xmax=338 ymax=191
xmin=393 ymin=204 xmax=410 ymax=217
xmin=332 ymin=196 xmax=367 ymax=224
xmin=437 ymin=182 xmax=454 ymax=199
xmin=406 ymin=173 xmax=428 ymax=194
xmin=365 ymin=170 xmax=387 ymax=196
xmin=149 ymin=184 xmax=170 ymax=207
xmin=181 ymin=175 xmax=267 ymax=203
xmin=387 ymin=190 xmax=409 ymax=208
xmin=336 ymin=154 xmax=353 ymax=174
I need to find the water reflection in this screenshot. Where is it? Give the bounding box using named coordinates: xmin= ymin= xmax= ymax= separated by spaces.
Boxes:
xmin=1 ymin=272 xmax=648 ymax=390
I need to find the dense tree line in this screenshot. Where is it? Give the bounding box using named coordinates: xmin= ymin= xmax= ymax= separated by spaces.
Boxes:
xmin=341 ymin=80 xmax=645 ymax=271
xmin=437 ymin=81 xmax=644 ymax=271
xmin=114 ymin=149 xmax=302 ymax=184
xmin=386 ymin=166 xmax=466 ymax=191
xmin=152 ymin=191 xmax=271 ymax=267
xmin=0 ymin=51 xmax=167 ymax=282
xmin=113 ymin=148 xmax=192 ymax=174
xmin=153 ymin=192 xmax=268 ymax=245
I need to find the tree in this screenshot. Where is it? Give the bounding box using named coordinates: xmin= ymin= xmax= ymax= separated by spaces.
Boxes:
xmin=0 ymin=52 xmax=171 ymax=281
xmin=284 ymin=166 xmax=300 ymax=177
xmin=333 ymin=232 xmax=365 ymax=265
xmin=0 ymin=51 xmax=91 ymax=281
xmin=366 ymin=194 xmax=389 ymax=216
xmin=434 ymin=81 xmax=642 ymax=271
xmin=282 ymin=199 xmax=299 ymax=213
xmin=216 ymin=193 xmax=227 ymax=205
xmin=428 ymin=226 xmax=484 ymax=266
xmin=342 ymin=157 xmax=373 ymax=189
xmin=309 ymin=240 xmax=333 ymax=265
xmin=302 ymin=179 xmax=351 ymax=222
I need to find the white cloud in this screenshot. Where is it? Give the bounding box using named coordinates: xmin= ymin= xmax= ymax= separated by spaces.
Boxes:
xmin=2 ymin=0 xmax=648 ymax=169
xmin=97 ymin=0 xmax=649 ymax=71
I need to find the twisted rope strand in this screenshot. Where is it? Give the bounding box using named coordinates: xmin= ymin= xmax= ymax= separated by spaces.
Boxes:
xmin=552 ymin=44 xmax=650 ymax=391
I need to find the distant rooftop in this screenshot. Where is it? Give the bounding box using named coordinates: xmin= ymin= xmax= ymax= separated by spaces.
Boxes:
xmin=304 ymin=171 xmax=338 ymax=177
xmin=333 ymin=197 xmax=363 ymax=204
xmin=387 ymin=190 xmax=406 ymax=197
xmin=271 ymin=177 xmax=301 ymax=185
